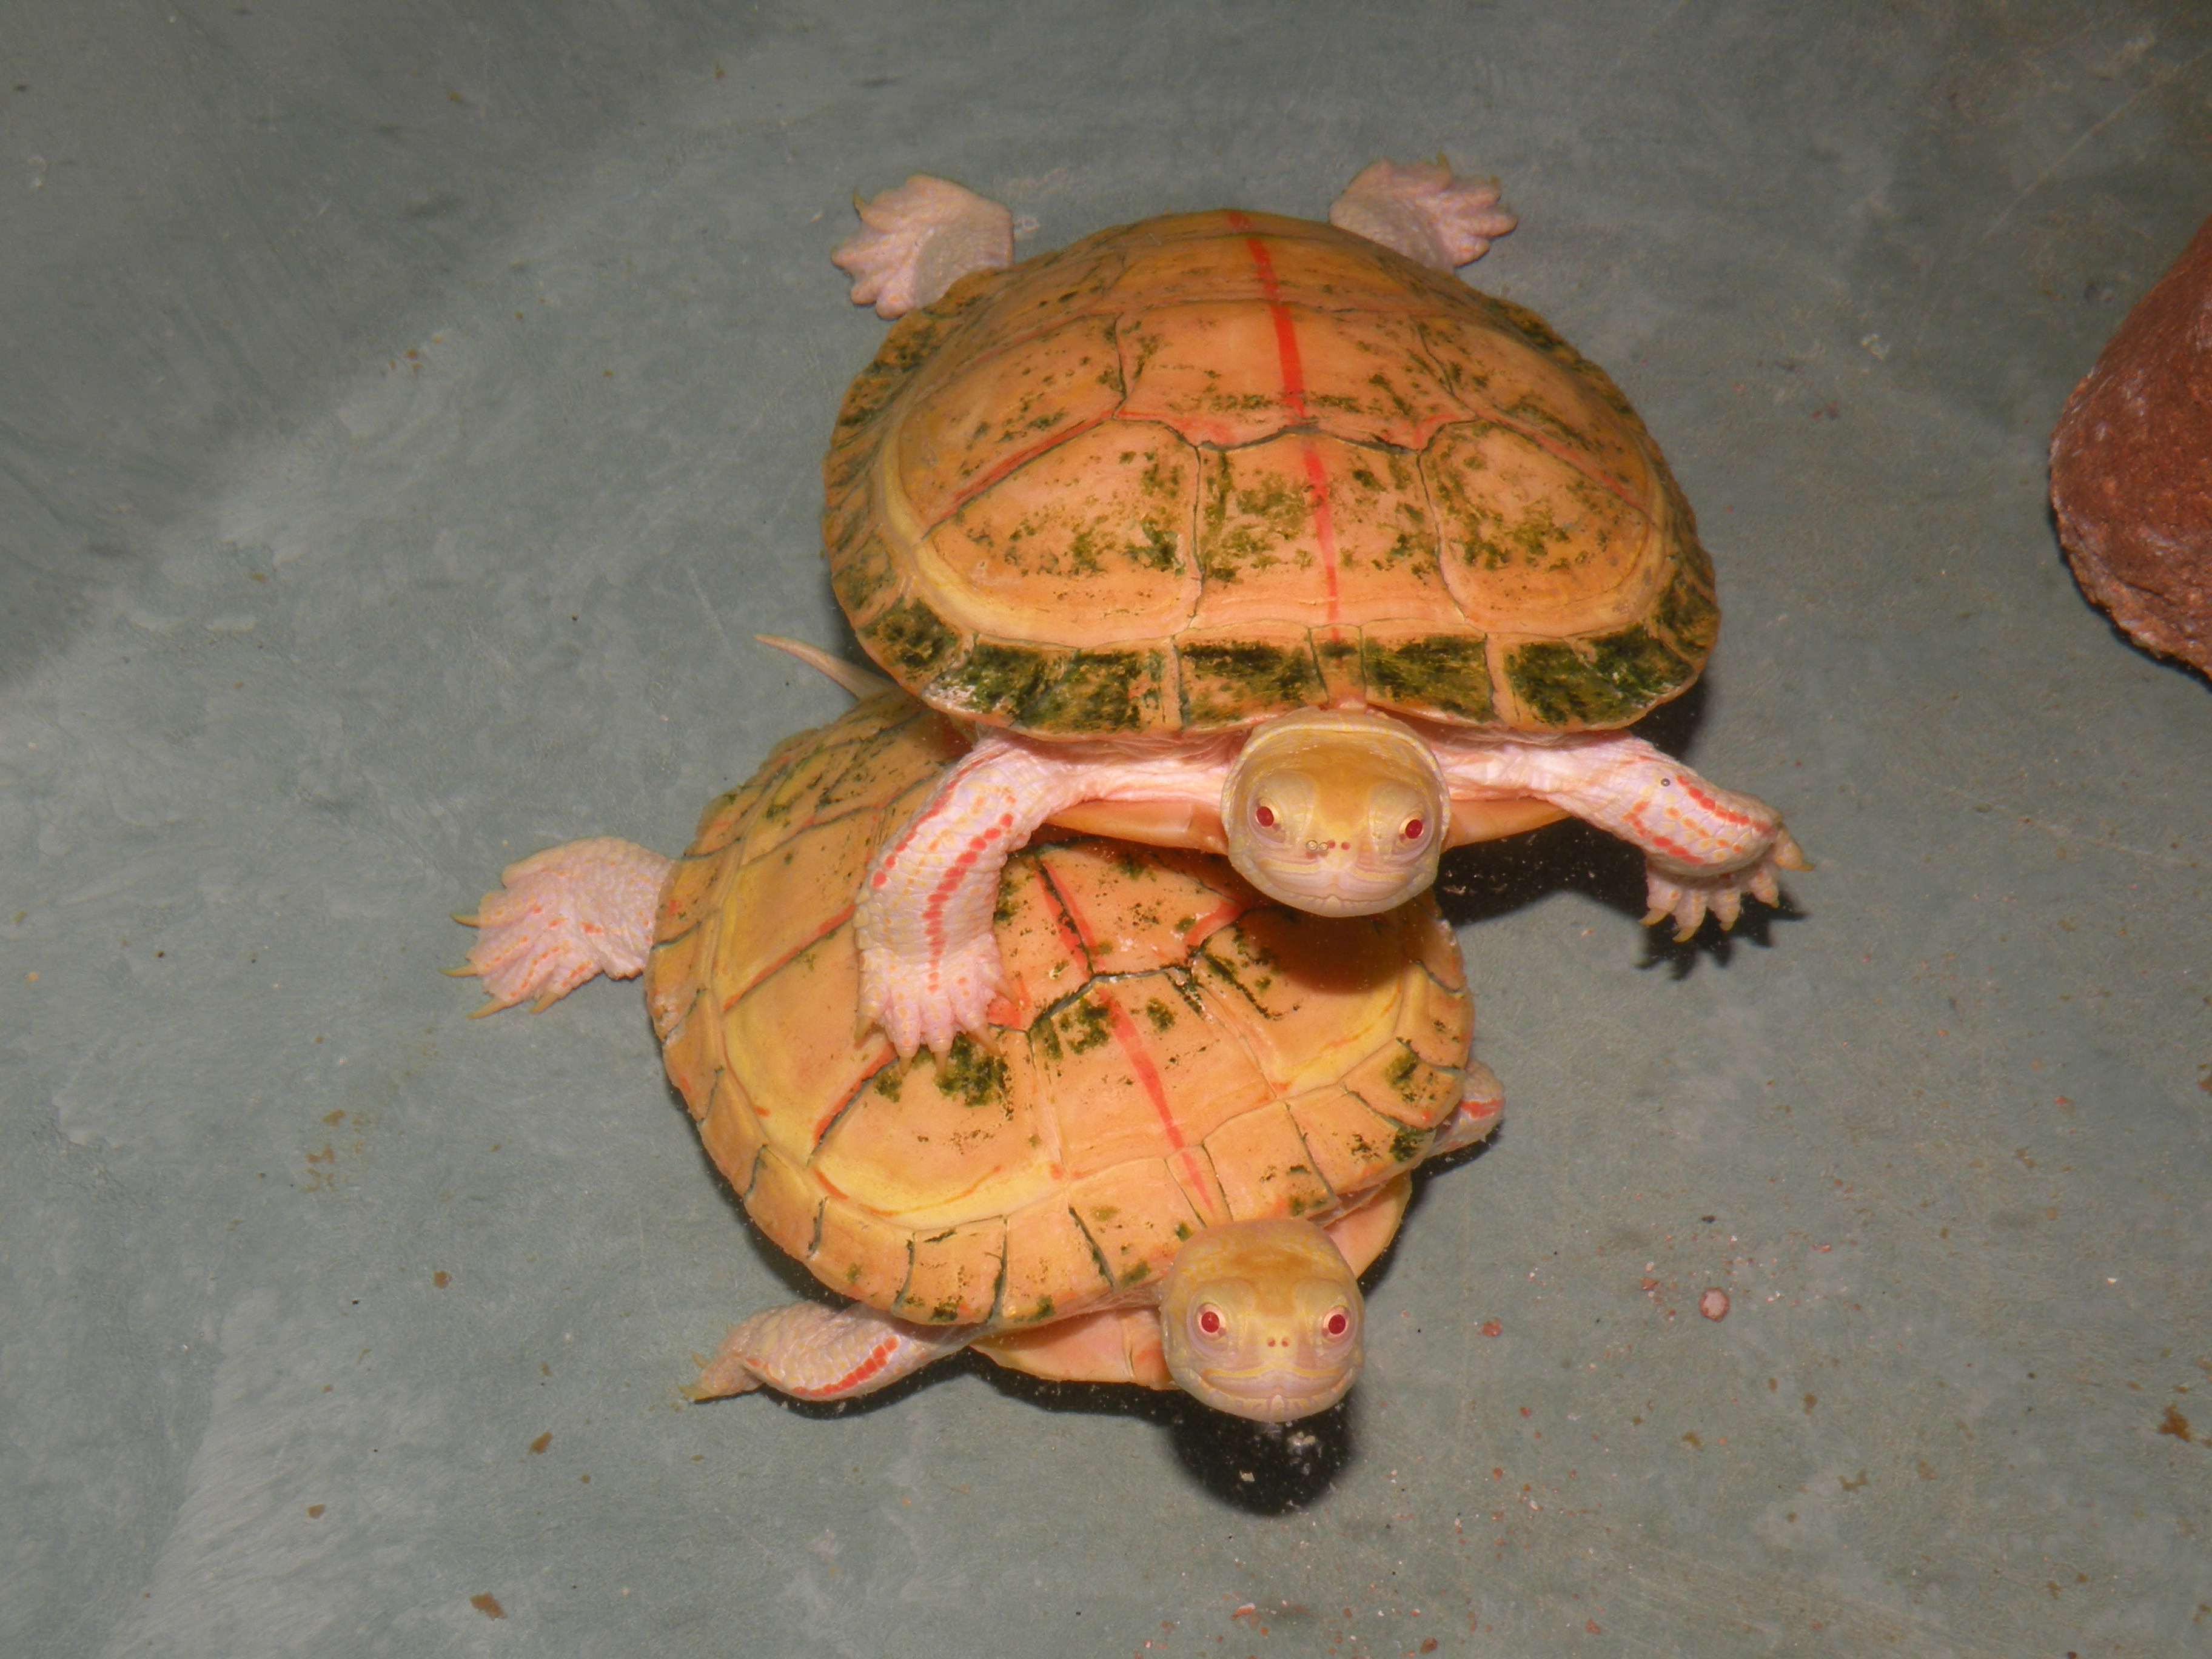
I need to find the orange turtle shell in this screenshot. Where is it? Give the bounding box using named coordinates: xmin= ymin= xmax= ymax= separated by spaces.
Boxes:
xmin=641 ymin=692 xmax=1475 ymax=1331
xmin=824 ymin=209 xmax=1719 ymax=740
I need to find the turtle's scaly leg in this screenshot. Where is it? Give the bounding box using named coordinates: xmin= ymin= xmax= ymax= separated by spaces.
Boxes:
xmin=686 ymin=1303 xmax=974 ymax=1403
xmin=1429 ymin=1060 xmax=1506 ymax=1158
xmin=831 ymin=175 xmax=1013 ymax=319
xmin=451 ymin=836 xmax=672 ymax=1014
xmin=856 ymin=731 xmax=1236 ymax=1057
xmin=1328 ymin=159 xmax=1517 ymax=271
xmin=1429 ymin=729 xmax=1810 ymax=940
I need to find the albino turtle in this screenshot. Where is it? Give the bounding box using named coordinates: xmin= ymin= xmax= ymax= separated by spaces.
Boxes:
xmin=819 ymin=160 xmax=1807 ymax=1056
xmin=456 ymin=684 xmax=1501 ymax=1419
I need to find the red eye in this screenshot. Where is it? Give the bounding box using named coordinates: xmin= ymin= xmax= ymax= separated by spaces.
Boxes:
xmin=1323 ymin=1309 xmax=1351 ymax=1339
xmin=1401 ymin=817 xmax=1424 ymax=840
xmin=1253 ymin=804 xmax=1276 ymax=829
xmin=1196 ymin=1307 xmax=1224 ymax=1336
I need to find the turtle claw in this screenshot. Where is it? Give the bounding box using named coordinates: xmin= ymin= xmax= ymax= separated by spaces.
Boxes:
xmin=832 ymin=174 xmax=1013 ymax=319
xmin=1641 ymin=836 xmax=1805 ymax=942
xmin=1329 ymin=159 xmax=1517 ymax=270
xmin=860 ymin=935 xmax=1006 ymax=1059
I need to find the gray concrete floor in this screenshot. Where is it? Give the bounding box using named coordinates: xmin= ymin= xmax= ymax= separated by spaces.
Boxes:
xmin=4 ymin=3 xmax=2209 ymax=1655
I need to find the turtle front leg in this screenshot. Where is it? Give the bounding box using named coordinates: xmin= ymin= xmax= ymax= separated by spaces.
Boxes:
xmin=831 ymin=175 xmax=1014 ymax=319
xmin=451 ymin=836 xmax=673 ymax=1014
xmin=1432 ymin=731 xmax=1810 ymax=940
xmin=856 ymin=732 xmax=1234 ymax=1057
xmin=685 ymin=1302 xmax=974 ymax=1403
xmin=1329 ymin=159 xmax=1517 ymax=271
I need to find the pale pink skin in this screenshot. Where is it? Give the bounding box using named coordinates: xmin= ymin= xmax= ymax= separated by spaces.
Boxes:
xmin=857 ymin=720 xmax=1803 ymax=1057
xmin=830 ymin=174 xmax=1013 ymax=318
xmin=451 ymin=836 xmax=673 ymax=1012
xmin=1326 ymin=158 xmax=1518 ymax=269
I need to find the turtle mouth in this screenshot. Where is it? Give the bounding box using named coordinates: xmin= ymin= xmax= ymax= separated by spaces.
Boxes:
xmin=1186 ymin=1359 xmax=1362 ymax=1423
xmin=1253 ymin=860 xmax=1424 ymax=917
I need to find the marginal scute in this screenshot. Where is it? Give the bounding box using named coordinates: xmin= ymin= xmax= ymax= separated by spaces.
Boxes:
xmin=999 ymin=1199 xmax=1111 ymax=1324
xmin=1501 ymin=623 xmax=1697 ymax=729
xmin=1175 ymin=626 xmax=1326 ymax=728
xmin=745 ymin=1146 xmax=822 ymax=1262
xmin=697 ymin=1071 xmax=763 ymax=1185
xmin=827 ymin=528 xmax=897 ymax=626
xmin=927 ymin=636 xmax=1172 ymax=735
xmin=824 ymin=209 xmax=1715 ymax=735
xmin=1283 ymin=1084 xmax=1419 ymax=1195
xmin=1359 ymin=626 xmax=1495 ymax=724
xmin=813 ymin=1195 xmax=911 ymax=1309
xmin=856 ymin=593 xmax=962 ymax=684
xmin=1204 ymin=1099 xmax=1338 ymax=1221
xmin=1070 ymin=1159 xmax=1211 ymax=1289
xmin=1344 ymin=1038 xmax=1464 ymax=1129
xmin=655 ymin=983 xmax=721 ymax=1115
xmin=897 ymin=1216 xmax=1005 ymax=1325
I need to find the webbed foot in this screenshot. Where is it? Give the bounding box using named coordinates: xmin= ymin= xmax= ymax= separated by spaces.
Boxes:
xmin=858 ymin=932 xmax=1007 ymax=1059
xmin=1641 ymin=829 xmax=1811 ymax=942
xmin=831 ymin=174 xmax=1013 ymax=318
xmin=451 ymin=836 xmax=671 ymax=1014
xmin=1329 ymin=158 xmax=1516 ymax=271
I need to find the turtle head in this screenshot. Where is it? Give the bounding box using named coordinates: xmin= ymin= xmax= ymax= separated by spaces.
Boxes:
xmin=1159 ymin=1221 xmax=1364 ymax=1422
xmin=1220 ymin=709 xmax=1448 ymax=916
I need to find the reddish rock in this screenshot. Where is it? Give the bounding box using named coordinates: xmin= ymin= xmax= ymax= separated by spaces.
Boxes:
xmin=2050 ymin=210 xmax=2212 ymax=677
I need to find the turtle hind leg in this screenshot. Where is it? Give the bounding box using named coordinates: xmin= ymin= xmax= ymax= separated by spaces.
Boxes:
xmin=686 ymin=1303 xmax=974 ymax=1402
xmin=831 ymin=174 xmax=1013 ymax=318
xmin=451 ymin=835 xmax=672 ymax=1015
xmin=1428 ymin=1060 xmax=1504 ymax=1156
xmin=1328 ymin=159 xmax=1517 ymax=270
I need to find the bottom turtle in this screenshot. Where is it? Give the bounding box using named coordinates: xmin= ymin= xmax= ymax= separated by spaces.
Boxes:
xmin=457 ymin=689 xmax=1500 ymax=1421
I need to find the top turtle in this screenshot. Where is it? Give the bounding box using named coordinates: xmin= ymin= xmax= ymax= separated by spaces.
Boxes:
xmin=821 ymin=162 xmax=1807 ymax=1057
xmin=826 ymin=171 xmax=1711 ymax=745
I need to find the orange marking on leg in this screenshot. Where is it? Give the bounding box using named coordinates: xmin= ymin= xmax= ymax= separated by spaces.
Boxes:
xmin=1624 ymin=804 xmax=1699 ymax=867
xmin=799 ymin=1335 xmax=901 ymax=1399
xmin=1675 ymin=776 xmax=1756 ymax=829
